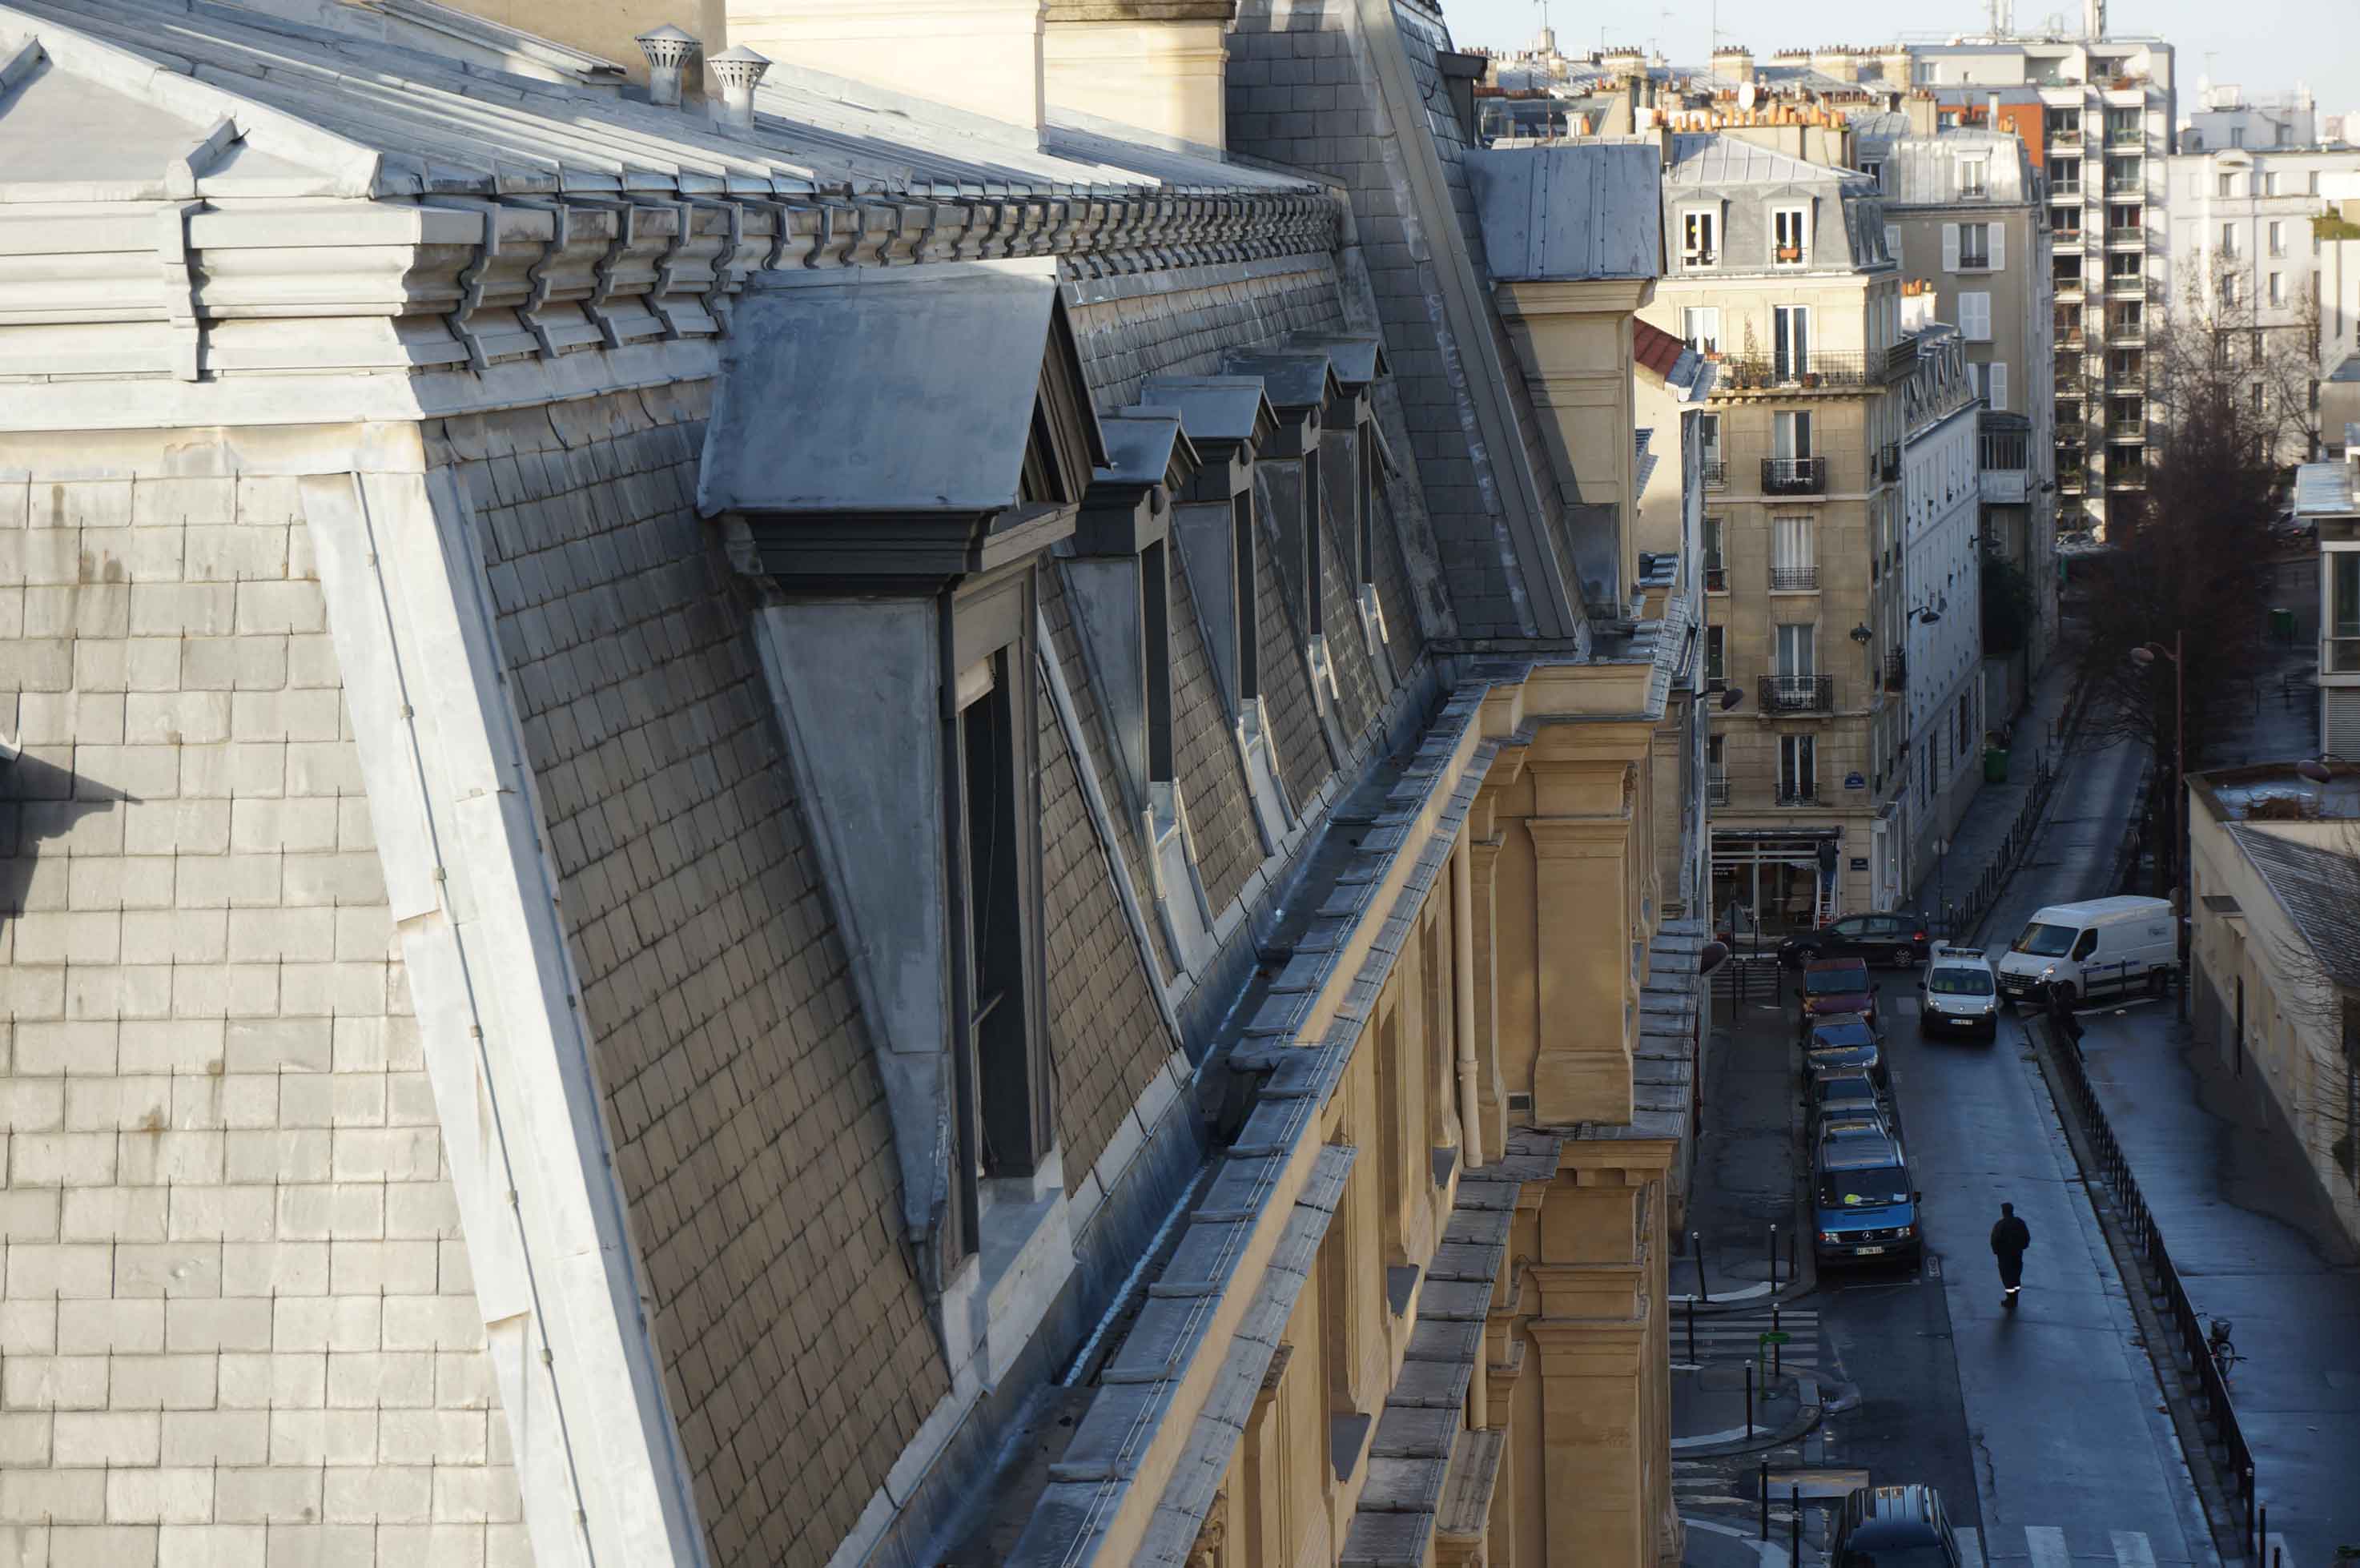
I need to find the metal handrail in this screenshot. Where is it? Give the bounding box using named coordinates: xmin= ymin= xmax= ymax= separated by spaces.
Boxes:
xmin=1761 ymin=456 xmax=1827 ymax=495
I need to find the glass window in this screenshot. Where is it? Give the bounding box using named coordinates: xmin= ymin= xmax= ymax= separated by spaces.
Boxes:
xmin=2012 ymin=922 xmax=2079 ymax=957
xmin=1774 ymin=409 xmax=1813 ymax=459
xmin=1699 ymin=413 xmax=1723 ymax=468
xmin=1775 ymin=618 xmax=1815 ymax=673
xmin=1683 ymin=209 xmax=1719 ymax=267
xmin=1780 ymin=734 xmax=1816 ymax=802
xmin=2334 ymin=553 xmax=2360 ymax=640
xmin=1683 ymin=306 xmax=1723 ymax=352
xmin=1928 ymin=967 xmax=1996 ymax=995
xmin=1818 ymin=1165 xmax=1912 ymax=1208
xmin=2218 ymin=171 xmax=2236 ymax=196
xmin=1959 ymin=221 xmax=1992 ymax=267
xmin=2268 ymin=272 xmax=2285 ymax=307
xmin=1957 ymin=158 xmax=1989 ymax=198
xmin=2221 ymin=221 xmax=2239 ymax=255
xmin=2268 ymin=219 xmax=2285 ymax=256
xmin=1775 ymin=207 xmax=1810 ymax=264
xmin=1707 ymin=624 xmax=1727 ymax=679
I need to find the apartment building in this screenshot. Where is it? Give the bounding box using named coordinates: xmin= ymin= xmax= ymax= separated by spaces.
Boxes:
xmin=1895 ymin=326 xmax=1989 ymax=891
xmin=1910 ymin=34 xmax=2177 ymax=537
xmin=2162 ymin=143 xmax=2360 ymax=458
xmin=0 ymin=2 xmax=1714 ymax=1566
xmin=1640 ymin=135 xmax=1920 ymax=927
xmin=2183 ymin=82 xmax=2318 ymax=152
xmin=2298 ymin=444 xmax=2360 ymax=751
xmin=1861 ymin=122 xmax=2059 ymax=686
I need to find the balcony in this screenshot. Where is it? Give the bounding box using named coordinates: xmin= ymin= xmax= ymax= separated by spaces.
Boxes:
xmin=1707 ymin=768 xmax=1731 ymax=806
xmin=2056 ymin=329 xmax=2085 ymax=352
xmin=1705 ymin=561 xmax=1728 ymax=593
xmin=2054 ymin=272 xmax=2087 ymax=298
xmin=2048 ymin=126 xmax=2084 ymax=147
xmin=1878 ymin=443 xmax=1901 ymax=483
xmin=1777 ymin=785 xmax=1821 ymax=806
xmin=1759 ymin=673 xmax=1835 ymax=714
xmin=2106 ymin=127 xmax=2145 ymax=147
xmin=2105 ymin=271 xmax=2148 ymax=296
xmin=2058 ymin=464 xmax=2088 ymax=492
xmin=1769 ymin=564 xmax=1820 ymax=592
xmin=1717 ymin=351 xmax=1898 ymax=393
xmin=1703 ymin=458 xmax=1727 ymax=489
xmin=1883 ymin=651 xmax=1908 ymax=692
xmin=1761 ymin=456 xmax=1827 ymax=495
xmin=2326 ymin=638 xmax=2360 ymax=675
xmin=2105 ymin=179 xmax=2144 ymax=199
xmin=2105 ymin=457 xmax=2147 ymax=488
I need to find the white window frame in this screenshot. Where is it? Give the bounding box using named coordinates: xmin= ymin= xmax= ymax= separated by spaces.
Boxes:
xmin=2268 ymin=219 xmax=2286 ymax=257
xmin=1771 ymin=519 xmax=1816 ymax=593
xmin=1683 ymin=306 xmax=1723 ymax=353
xmin=1779 ymin=734 xmax=1818 ymax=802
xmin=1884 ymin=223 xmax=1903 ymax=265
xmin=1773 ymin=306 xmax=1811 ymax=380
xmin=2268 ymin=271 xmax=2285 ymax=307
xmin=1775 ymin=618 xmax=1816 ymax=674
xmin=2221 ymin=221 xmax=2240 ymax=257
xmin=1773 ymin=409 xmax=1813 ymax=460
xmin=1772 ymin=206 xmax=1810 ymax=267
xmin=1956 ymin=156 xmax=1990 ymax=199
xmin=1682 ymin=207 xmax=1721 ymax=268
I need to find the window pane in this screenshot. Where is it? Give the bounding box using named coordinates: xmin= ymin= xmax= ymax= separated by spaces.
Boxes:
xmin=2334 ymin=553 xmax=2360 ymax=640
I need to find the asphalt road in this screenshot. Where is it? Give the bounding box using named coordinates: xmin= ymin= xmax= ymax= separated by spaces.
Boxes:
xmin=1818 ymin=727 xmax=2217 ymax=1568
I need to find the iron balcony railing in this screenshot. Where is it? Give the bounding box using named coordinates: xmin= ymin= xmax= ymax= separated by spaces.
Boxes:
xmin=2054 ymin=271 xmax=2087 ymax=295
xmin=1769 ymin=564 xmax=1819 ymax=592
xmin=1883 ymin=651 xmax=1908 ymax=692
xmin=1703 ymin=458 xmax=1727 ymax=489
xmin=1776 ymin=784 xmax=1820 ymax=806
xmin=1705 ymin=561 xmax=1728 ymax=592
xmin=1761 ymin=456 xmax=1827 ymax=495
xmin=1759 ymin=673 xmax=1835 ymax=714
xmin=2106 ymin=126 xmax=2145 ymax=146
xmin=1980 ymin=429 xmax=2030 ymax=471
xmin=1878 ymin=442 xmax=1901 ymax=483
xmin=2107 ymin=226 xmax=2147 ymax=246
xmin=1718 ymin=350 xmax=1902 ymax=392
xmin=2106 ymin=270 xmax=2149 ymax=294
xmin=1707 ymin=769 xmax=1731 ymax=806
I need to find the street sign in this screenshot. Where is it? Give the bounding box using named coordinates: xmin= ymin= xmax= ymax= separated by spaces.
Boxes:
xmin=1759 ymin=1331 xmax=1791 ymax=1345
xmin=1844 ymin=772 xmax=1866 ymax=790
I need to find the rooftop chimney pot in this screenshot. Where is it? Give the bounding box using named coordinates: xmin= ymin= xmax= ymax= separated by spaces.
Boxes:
xmin=709 ymin=44 xmax=770 ymax=131
xmin=636 ymin=23 xmax=701 ymax=109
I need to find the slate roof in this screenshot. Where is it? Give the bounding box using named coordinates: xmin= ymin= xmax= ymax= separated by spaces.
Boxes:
xmin=2294 ymin=456 xmax=2359 ymax=517
xmin=0 ymin=0 xmax=1320 ymax=201
xmin=1666 ymin=132 xmax=1877 ymax=191
xmin=1465 ymin=141 xmax=1665 ymax=283
xmin=2225 ymin=825 xmax=2360 ymax=988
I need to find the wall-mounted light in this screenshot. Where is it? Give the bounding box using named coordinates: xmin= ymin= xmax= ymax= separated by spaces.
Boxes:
xmin=1850 ymin=623 xmax=1874 ymax=644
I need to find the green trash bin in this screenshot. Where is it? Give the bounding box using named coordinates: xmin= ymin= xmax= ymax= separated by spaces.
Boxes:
xmin=2270 ymin=606 xmax=2297 ymax=643
xmin=1984 ymin=746 xmax=2009 ymax=784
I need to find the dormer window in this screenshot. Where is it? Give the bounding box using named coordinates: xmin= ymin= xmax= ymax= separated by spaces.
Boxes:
xmin=1683 ymin=208 xmax=1720 ymax=268
xmin=1957 ymin=156 xmax=1990 ymax=199
xmin=1773 ymin=207 xmax=1808 ymax=266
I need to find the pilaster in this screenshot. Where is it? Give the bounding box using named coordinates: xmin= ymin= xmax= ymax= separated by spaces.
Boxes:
xmin=1525 ymin=812 xmax=1635 ymax=1126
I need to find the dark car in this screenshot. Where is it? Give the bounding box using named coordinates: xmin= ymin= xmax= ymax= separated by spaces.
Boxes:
xmin=1811 ymin=1069 xmax=1884 ymax=1129
xmin=1832 ymin=1484 xmax=1964 ymax=1568
xmin=1780 ymin=911 xmax=1932 ymax=971
xmin=1800 ymin=959 xmax=1878 ymax=1035
xmin=1813 ymin=1135 xmax=1923 ymax=1267
xmin=1807 ymin=1015 xmax=1884 ymax=1084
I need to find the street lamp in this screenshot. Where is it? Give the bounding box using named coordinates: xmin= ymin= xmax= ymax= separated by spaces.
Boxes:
xmin=2129 ymin=633 xmax=2187 ymax=1018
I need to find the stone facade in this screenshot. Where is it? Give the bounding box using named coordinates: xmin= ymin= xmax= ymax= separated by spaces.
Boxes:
xmin=0 ymin=2 xmax=1707 ymax=1566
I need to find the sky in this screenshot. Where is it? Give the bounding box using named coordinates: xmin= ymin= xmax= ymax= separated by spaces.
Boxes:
xmin=1434 ymin=0 xmax=2360 ymax=131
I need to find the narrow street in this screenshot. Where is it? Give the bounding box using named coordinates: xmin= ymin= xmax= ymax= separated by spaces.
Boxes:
xmin=1682 ymin=573 xmax=2360 ymax=1568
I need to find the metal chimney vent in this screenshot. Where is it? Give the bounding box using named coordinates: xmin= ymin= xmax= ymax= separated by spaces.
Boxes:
xmin=635 ymin=23 xmax=701 ymax=109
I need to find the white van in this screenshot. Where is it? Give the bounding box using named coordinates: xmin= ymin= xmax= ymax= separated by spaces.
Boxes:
xmin=1995 ymin=895 xmax=2177 ymax=1006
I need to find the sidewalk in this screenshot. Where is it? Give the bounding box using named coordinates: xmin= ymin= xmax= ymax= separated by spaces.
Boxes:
xmin=1912 ymin=652 xmax=2081 ymax=937
xmin=1681 ymin=990 xmax=1809 ymax=1306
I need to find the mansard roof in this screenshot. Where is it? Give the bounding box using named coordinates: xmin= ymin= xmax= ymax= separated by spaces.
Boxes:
xmin=1465 ymin=141 xmax=1665 ymax=283
xmin=1665 ymin=131 xmax=1877 ymax=191
xmin=0 ymin=0 xmax=1324 ymax=202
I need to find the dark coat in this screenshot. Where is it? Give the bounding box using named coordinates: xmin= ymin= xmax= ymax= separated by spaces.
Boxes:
xmin=1991 ymin=1215 xmax=2032 ymax=1257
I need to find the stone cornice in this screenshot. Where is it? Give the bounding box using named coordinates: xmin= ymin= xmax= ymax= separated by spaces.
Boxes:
xmin=0 ymin=185 xmax=1343 ymax=388
xmin=1045 ymin=0 xmax=1238 ymax=18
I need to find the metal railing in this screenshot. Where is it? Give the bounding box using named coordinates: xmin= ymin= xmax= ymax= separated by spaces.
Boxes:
xmin=1759 ymin=673 xmax=1833 ymax=713
xmin=2106 ymin=269 xmax=2149 ymax=292
xmin=2108 ymin=226 xmax=2147 ymax=246
xmin=2056 ymin=328 xmax=2086 ymax=350
xmin=1703 ymin=458 xmax=1727 ymax=489
xmin=1879 ymin=442 xmax=1901 ymax=482
xmin=2106 ymin=126 xmax=2145 ymax=146
xmin=1980 ymin=428 xmax=2030 ymax=471
xmin=1883 ymin=651 xmax=1908 ymax=692
xmin=1775 ymin=785 xmax=1820 ymax=806
xmin=1769 ymin=564 xmax=1820 ymax=592
xmin=2045 ymin=1017 xmax=2267 ymax=1560
xmin=1705 ymin=561 xmax=1728 ymax=593
xmin=1719 ymin=351 xmax=1900 ymax=392
xmin=2048 ymin=126 xmax=2084 ymax=147
xmin=1761 ymin=456 xmax=1827 ymax=495
xmin=1930 ymin=749 xmax=2058 ymax=943
xmin=2055 ymin=271 xmax=2088 ymax=294
xmin=1707 ymin=769 xmax=1731 ymax=806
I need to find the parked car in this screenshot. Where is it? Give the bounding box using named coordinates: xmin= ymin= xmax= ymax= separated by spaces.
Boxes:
xmin=1807 ymin=1015 xmax=1884 ymax=1084
xmin=1831 ymin=1484 xmax=1965 ymax=1568
xmin=1817 ymin=1112 xmax=1893 ymax=1148
xmin=1812 ymin=1128 xmax=1922 ymax=1267
xmin=1810 ymin=1069 xmax=1884 ymax=1131
xmin=1800 ymin=958 xmax=1879 ymax=1035
xmin=1995 ymin=895 xmax=2177 ymax=1007
xmin=1919 ymin=944 xmax=2001 ymax=1040
xmin=1779 ymin=911 xmax=1932 ymax=970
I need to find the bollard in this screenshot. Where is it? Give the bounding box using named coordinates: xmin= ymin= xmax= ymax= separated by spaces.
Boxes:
xmin=1687 ymin=1300 xmax=1697 ymax=1364
xmin=2245 ymin=1469 xmax=2256 ymax=1558
xmin=1745 ymin=1360 xmax=1755 ymax=1439
xmin=1791 ymin=1486 xmax=1802 ymax=1562
xmin=1693 ymin=1232 xmax=1711 ymax=1304
xmin=1773 ymin=1304 xmax=1783 ymax=1379
xmin=1760 ymin=1461 xmax=1770 ymax=1541
xmin=1769 ymin=1221 xmax=1780 ymax=1285
xmin=2258 ymin=1503 xmax=2267 ymax=1562
xmin=1788 ymin=1224 xmax=1797 ymax=1284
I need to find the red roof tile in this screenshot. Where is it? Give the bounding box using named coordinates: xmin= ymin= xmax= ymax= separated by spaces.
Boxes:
xmin=1634 ymin=319 xmax=1687 ymax=378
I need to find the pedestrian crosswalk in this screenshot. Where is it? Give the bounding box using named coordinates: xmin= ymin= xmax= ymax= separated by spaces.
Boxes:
xmin=1671 ymin=1305 xmax=1823 ymax=1377
xmin=1956 ymin=1525 xmax=2265 ymax=1568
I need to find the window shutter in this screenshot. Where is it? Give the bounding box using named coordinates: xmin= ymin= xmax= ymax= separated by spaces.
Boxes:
xmin=1990 ymin=224 xmax=2006 ymax=271
xmin=1989 ymin=363 xmax=2008 ymax=412
xmin=1942 ymin=223 xmax=1960 ymax=271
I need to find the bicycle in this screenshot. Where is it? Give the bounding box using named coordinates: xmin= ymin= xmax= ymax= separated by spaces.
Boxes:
xmin=2206 ymin=1317 xmax=2243 ymax=1378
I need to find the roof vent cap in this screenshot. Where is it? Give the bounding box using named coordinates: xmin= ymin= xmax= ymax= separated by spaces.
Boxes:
xmin=710 ymin=44 xmax=770 ymax=131
xmin=636 ymin=24 xmax=701 ymax=109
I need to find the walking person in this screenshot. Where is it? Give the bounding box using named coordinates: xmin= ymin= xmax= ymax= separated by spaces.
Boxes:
xmin=1992 ymin=1202 xmax=2032 ymax=1309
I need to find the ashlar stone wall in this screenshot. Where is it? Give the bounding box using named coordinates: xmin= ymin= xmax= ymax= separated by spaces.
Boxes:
xmin=0 ymin=445 xmax=521 ymax=1567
